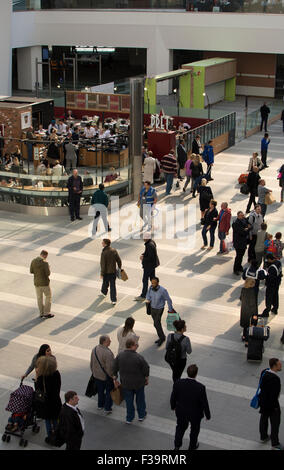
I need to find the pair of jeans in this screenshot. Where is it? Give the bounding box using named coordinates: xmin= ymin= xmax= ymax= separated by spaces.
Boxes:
xmin=69 ymin=194 xmax=81 ymax=219
xmin=265 ymin=283 xmax=280 ymax=312
xmin=259 ymin=203 xmax=267 ymax=218
xmin=165 ymin=173 xmax=174 ymax=194
xmin=260 ymin=408 xmax=281 ymax=447
xmin=174 ymin=415 xmax=201 ymax=450
xmin=151 ymin=307 xmax=165 ymax=341
xmin=202 ymin=224 xmax=216 ymax=248
xmin=218 ymin=231 xmax=226 ymax=252
xmin=246 ymin=192 xmax=257 ymax=213
xmin=123 ymin=386 xmax=146 ymax=422
xmin=183 ymin=175 xmax=192 ymax=191
xmin=141 ymin=267 xmax=155 ymax=298
xmin=45 ymin=418 xmax=58 ymax=438
xmin=171 ymin=358 xmax=187 ymax=382
xmin=260 ymin=117 xmax=268 ymax=132
xmin=261 ymin=149 xmax=268 ymax=167
xmin=248 ymin=234 xmax=257 ymax=262
xmin=94 ymin=377 xmax=113 ymax=411
xmin=101 ymin=273 xmax=117 ymax=302
xmin=233 ymin=247 xmax=246 ymax=273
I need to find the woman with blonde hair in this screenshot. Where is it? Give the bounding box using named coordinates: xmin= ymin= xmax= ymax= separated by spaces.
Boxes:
xmin=117 ymin=317 xmax=140 ymax=354
xmin=198 ymin=178 xmax=213 ymax=222
xmin=35 ymin=355 xmax=62 ymax=444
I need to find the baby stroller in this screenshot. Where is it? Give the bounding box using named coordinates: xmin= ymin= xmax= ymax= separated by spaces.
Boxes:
xmin=2 ymin=381 xmax=40 ymax=447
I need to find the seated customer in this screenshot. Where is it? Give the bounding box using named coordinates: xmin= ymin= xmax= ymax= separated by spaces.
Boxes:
xmin=52 ymin=160 xmax=65 ymax=177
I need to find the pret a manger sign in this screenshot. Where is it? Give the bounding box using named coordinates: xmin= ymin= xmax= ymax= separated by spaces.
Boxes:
xmin=150 ymin=113 xmax=172 ymax=131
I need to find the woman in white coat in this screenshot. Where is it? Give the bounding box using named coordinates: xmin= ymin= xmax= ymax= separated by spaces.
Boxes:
xmin=143 ymin=151 xmax=156 ymax=184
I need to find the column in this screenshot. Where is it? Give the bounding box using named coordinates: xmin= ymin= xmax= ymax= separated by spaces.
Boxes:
xmin=130 ymin=77 xmax=144 ymax=200
xmin=147 ymin=41 xmax=173 ymax=96
xmin=17 ymin=46 xmax=43 ymax=91
xmin=0 ymin=0 xmax=12 ymax=96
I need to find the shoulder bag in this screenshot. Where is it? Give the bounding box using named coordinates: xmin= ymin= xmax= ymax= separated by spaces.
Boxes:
xmin=250 ymin=368 xmax=269 ymax=409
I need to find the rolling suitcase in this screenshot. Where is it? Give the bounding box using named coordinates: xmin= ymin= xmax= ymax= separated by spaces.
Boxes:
xmin=247 ymin=325 xmax=270 ymax=362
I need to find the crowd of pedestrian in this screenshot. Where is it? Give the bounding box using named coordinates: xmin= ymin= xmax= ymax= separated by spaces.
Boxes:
xmin=11 ymin=110 xmax=284 ymax=452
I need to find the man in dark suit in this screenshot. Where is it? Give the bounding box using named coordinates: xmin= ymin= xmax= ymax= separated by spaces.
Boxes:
xmin=134 ymin=232 xmax=160 ymax=301
xmin=260 ymin=102 xmax=270 ymax=132
xmin=67 ymin=169 xmax=83 ymax=221
xmin=258 ymin=358 xmax=282 ymax=450
xmin=57 ymin=391 xmax=84 ymax=450
xmin=170 ymin=364 xmax=211 ymax=450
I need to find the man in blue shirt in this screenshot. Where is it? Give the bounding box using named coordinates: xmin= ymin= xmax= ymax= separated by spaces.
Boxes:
xmin=146 ymin=277 xmax=173 ymax=347
xmin=202 ymin=140 xmax=214 ymax=181
xmin=261 ymin=133 xmax=270 ymax=168
xmin=138 ymin=181 xmax=157 ymax=230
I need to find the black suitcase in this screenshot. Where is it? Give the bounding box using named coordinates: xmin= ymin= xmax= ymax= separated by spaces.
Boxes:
xmin=247 ymin=337 xmax=263 ymax=361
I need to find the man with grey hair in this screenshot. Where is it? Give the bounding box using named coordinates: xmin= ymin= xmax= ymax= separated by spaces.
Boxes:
xmin=134 ymin=232 xmax=160 ymax=302
xmin=90 ymin=335 xmax=115 ymax=415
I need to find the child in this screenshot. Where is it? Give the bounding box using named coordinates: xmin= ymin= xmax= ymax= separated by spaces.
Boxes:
xmin=5 ymin=412 xmax=27 ymax=432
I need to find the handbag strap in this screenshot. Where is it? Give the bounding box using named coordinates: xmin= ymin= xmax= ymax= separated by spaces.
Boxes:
xmin=256 ymin=368 xmax=269 ymax=394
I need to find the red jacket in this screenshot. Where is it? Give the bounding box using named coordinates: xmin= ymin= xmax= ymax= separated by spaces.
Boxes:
xmin=217 ymin=208 xmax=231 ymax=233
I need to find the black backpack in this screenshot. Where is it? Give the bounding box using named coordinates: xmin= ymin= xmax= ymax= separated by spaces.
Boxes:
xmin=240 ymin=183 xmax=249 ymax=195
xmin=165 ymin=334 xmax=184 ymax=367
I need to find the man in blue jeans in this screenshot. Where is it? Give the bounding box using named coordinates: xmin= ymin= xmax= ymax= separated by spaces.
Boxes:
xmin=161 ymin=149 xmax=178 ymax=195
xmin=113 ymin=338 xmax=150 ymax=425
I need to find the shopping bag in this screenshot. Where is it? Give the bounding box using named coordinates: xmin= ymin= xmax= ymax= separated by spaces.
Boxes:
xmin=224 ymin=236 xmax=234 ymax=252
xmin=265 ymin=192 xmax=276 ymax=205
xmin=166 ymin=310 xmax=180 ymax=331
xmin=110 ymin=385 xmax=124 ymax=406
xmin=120 ymin=269 xmax=128 ymax=281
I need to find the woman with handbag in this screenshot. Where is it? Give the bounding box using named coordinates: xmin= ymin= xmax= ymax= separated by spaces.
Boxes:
xmin=248 ymin=152 xmax=263 ymax=172
xmin=165 ymin=320 xmax=192 ymax=382
xmin=34 ymin=356 xmax=62 ymax=444
xmin=117 ymin=317 xmax=140 ymax=354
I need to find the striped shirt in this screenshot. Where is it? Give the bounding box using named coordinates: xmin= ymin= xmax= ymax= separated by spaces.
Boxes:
xmin=161 ymin=153 xmax=177 ymax=174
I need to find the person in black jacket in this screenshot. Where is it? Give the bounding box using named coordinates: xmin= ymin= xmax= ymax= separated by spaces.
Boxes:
xmin=67 ymin=169 xmax=83 ymax=221
xmin=177 ymin=140 xmax=187 ymax=180
xmin=258 ymin=358 xmax=282 ymax=449
xmin=201 ymin=200 xmax=218 ymax=250
xmin=192 ymin=135 xmax=202 ymax=155
xmin=190 ymin=155 xmax=203 ymax=198
xmin=261 ymin=254 xmax=282 ymax=317
xmin=246 ymin=167 xmax=261 ymax=214
xmin=134 ymin=232 xmax=160 ymax=301
xmin=171 ymin=364 xmax=211 ymax=450
xmin=34 ymin=356 xmax=62 ymax=444
xmin=57 ymin=391 xmax=84 ymax=450
xmin=260 ymin=102 xmax=270 ymax=132
xmin=232 ymin=211 xmax=250 ymax=275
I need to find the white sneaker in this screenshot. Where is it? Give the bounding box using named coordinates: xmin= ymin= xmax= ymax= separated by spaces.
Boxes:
xmin=111 ymin=301 xmax=117 ymax=305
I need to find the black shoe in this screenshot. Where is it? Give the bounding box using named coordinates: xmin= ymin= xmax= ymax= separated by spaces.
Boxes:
xmin=70 ymin=217 xmax=75 ymax=221
xmin=108 ymin=227 xmax=112 ymax=232
xmin=271 ymin=309 xmax=278 ymax=315
xmin=154 ymin=339 xmax=160 ymax=344
xmin=189 ymin=443 xmax=199 ymax=450
xmin=174 ymin=447 xmax=180 ymax=451
xmin=43 ymin=314 xmax=54 ymax=319
xmin=76 ymin=217 xmax=83 ymax=220
xmin=233 ymin=271 xmax=241 ymax=276
xmin=260 ymin=309 xmax=270 ymax=317
xmin=156 ymin=338 xmax=165 ymax=347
